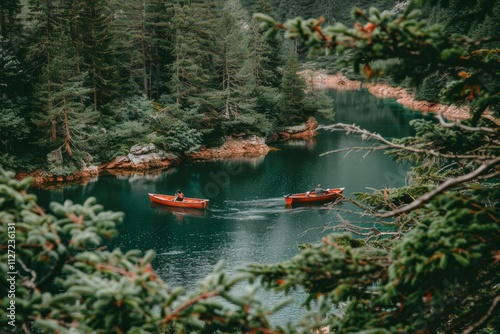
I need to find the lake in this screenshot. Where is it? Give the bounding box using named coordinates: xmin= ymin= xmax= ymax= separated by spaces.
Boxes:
xmin=32 ymin=88 xmax=429 ymax=324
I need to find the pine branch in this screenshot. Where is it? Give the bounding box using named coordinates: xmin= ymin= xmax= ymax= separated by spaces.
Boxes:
xmin=379 ymin=156 xmax=500 ymax=218
xmin=320 ymin=123 xmax=497 ymax=160
xmin=163 ymin=291 xmax=219 ymax=324
xmin=436 ymin=114 xmax=499 ymax=133
xmin=37 ymin=252 xmax=68 ymax=290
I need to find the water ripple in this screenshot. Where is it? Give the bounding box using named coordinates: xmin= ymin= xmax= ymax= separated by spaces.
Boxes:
xmin=209 ymin=197 xmax=287 ymax=220
xmin=157 ymin=250 xmax=186 ymax=256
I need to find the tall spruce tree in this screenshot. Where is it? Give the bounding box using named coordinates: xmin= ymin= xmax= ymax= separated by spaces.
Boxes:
xmin=279 ymin=53 xmax=308 ymax=125
xmin=73 ymin=0 xmax=118 ymax=112
xmin=212 ymin=0 xmax=273 ymax=136
xmin=246 ymin=0 xmax=283 ymax=125
xmin=109 ymin=0 xmax=151 ymax=98
xmin=0 ymin=36 xmax=23 ymax=100
xmin=23 ymin=0 xmax=97 ymax=163
xmin=145 ymin=0 xmax=176 ymax=99
xmin=217 ymin=0 xmax=253 ymax=119
xmin=24 ymin=0 xmax=68 ymax=143
xmin=168 ymin=1 xmax=217 ymax=108
xmin=0 ymin=0 xmax=22 ymax=42
xmin=34 ymin=24 xmax=94 ymax=161
xmin=251 ymin=0 xmax=282 ymax=88
xmin=0 ymin=47 xmax=30 ymax=157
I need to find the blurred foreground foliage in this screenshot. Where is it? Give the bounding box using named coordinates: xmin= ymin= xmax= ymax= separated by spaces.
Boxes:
xmin=2 ymin=0 xmax=500 ymax=333
xmin=1 ymin=166 xmax=498 ymax=333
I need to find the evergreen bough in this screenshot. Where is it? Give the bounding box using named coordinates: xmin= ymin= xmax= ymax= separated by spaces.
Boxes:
xmin=1 ymin=0 xmax=499 ymax=333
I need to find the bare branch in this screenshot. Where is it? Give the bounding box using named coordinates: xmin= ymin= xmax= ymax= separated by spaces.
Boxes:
xmin=478 ymin=170 xmax=500 ymax=180
xmin=436 ymin=114 xmax=499 ymax=133
xmin=297 ymin=224 xmax=334 ymax=237
xmin=379 ymin=156 xmax=500 ymax=218
xmin=332 ymin=213 xmax=399 ymax=241
xmin=462 ymin=294 xmax=500 ymax=334
xmin=320 ymin=123 xmax=496 ymax=160
xmin=334 ymin=197 xmax=380 ymax=216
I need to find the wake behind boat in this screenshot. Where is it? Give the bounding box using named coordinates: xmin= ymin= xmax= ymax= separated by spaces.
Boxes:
xmin=148 ymin=193 xmax=209 ymax=209
xmin=284 ymin=187 xmax=344 ymax=206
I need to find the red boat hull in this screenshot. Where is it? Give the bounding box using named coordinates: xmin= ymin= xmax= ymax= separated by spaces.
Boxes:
xmin=284 ymin=187 xmax=344 ymax=206
xmin=148 ymin=193 xmax=209 ymax=209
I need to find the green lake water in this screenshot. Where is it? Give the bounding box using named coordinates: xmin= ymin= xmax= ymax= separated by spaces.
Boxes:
xmin=32 ymin=89 xmax=431 ymax=325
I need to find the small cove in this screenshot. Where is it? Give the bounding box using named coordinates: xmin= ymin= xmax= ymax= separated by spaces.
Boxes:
xmin=32 ymin=88 xmax=432 ymax=324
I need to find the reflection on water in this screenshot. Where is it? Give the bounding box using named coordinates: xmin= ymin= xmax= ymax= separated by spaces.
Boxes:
xmin=325 ymin=88 xmax=430 ymax=139
xmin=278 ymin=138 xmax=317 ymax=149
xmin=149 ymin=202 xmax=208 ymax=222
xmin=32 ymin=89 xmax=428 ymax=326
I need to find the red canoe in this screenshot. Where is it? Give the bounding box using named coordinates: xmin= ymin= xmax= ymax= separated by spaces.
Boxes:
xmin=284 ymin=187 xmax=344 ymax=206
xmin=148 ymin=193 xmax=209 ymax=209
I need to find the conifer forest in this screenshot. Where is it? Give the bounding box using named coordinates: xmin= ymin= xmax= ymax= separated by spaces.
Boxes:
xmin=0 ymin=0 xmax=499 ymax=333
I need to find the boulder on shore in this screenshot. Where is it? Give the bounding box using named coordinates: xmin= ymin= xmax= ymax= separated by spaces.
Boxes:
xmin=186 ymin=135 xmax=270 ymax=161
xmin=100 ymin=144 xmax=179 ymax=170
xmin=268 ymin=116 xmax=319 ymax=142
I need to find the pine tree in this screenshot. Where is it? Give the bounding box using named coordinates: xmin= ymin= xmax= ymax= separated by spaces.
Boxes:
xmin=24 ymin=0 xmax=68 ymax=142
xmin=0 ymin=0 xmax=22 ymax=42
xmin=279 ymin=53 xmax=307 ymax=125
xmin=108 ymin=0 xmax=151 ymax=98
xmin=34 ymin=26 xmax=94 ymax=160
xmin=217 ymin=0 xmax=253 ymax=119
xmin=250 ymin=0 xmax=282 ymax=88
xmin=145 ymin=0 xmax=176 ymax=99
xmin=72 ymin=0 xmax=118 ymax=112
xmin=0 ymin=0 xmax=24 ymax=98
xmin=21 ymin=0 xmax=96 ymax=161
xmin=168 ymin=1 xmax=217 ymax=108
xmin=0 ymin=36 xmax=23 ymax=99
xmin=0 ymin=100 xmax=30 ymax=153
xmin=244 ymin=0 xmax=283 ymax=126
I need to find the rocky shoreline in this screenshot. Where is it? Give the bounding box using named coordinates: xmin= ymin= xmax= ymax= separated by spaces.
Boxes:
xmin=18 ymin=69 xmax=487 ymax=186
xmin=308 ymin=70 xmax=471 ymax=120
xmin=15 ymin=117 xmax=319 ymax=186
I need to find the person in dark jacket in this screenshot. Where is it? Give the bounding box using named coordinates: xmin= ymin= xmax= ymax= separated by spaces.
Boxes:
xmin=174 ymin=190 xmax=184 ymax=201
xmin=315 ymin=184 xmax=326 ymax=196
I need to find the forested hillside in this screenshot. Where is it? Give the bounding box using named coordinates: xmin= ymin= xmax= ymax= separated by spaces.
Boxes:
xmin=241 ymin=0 xmax=399 ymax=25
xmin=1 ymin=0 xmax=337 ymax=175
xmin=1 ymin=0 xmax=499 ymax=333
xmin=2 ymin=0 xmax=498 ymax=175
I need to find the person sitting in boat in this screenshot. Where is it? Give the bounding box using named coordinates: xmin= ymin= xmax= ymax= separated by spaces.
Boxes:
xmin=174 ymin=190 xmax=184 ymax=201
xmin=315 ymin=184 xmax=326 ymax=196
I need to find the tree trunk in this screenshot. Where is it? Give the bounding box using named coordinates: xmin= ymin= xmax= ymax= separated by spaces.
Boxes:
xmin=140 ymin=0 xmax=148 ymax=98
xmin=63 ymin=107 xmax=73 ymax=157
xmin=48 ymin=52 xmax=57 ymax=142
xmin=93 ymin=63 xmax=98 ymax=112
xmin=75 ymin=45 xmax=85 ymax=106
xmin=61 ymin=80 xmax=73 ymax=157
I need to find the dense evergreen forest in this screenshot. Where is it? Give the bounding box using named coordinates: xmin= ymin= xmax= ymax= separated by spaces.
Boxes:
xmin=1 ymin=0 xmax=338 ymax=174
xmin=0 ymin=0 xmax=499 ymax=333
xmin=2 ymin=0 xmax=498 ymax=176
